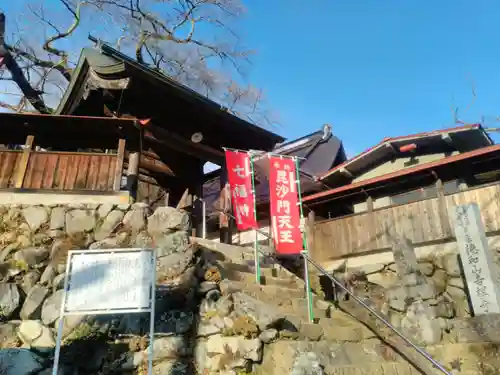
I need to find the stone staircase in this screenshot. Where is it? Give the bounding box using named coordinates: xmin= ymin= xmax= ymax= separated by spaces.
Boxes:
xmin=193 ymin=238 xmax=500 ymax=375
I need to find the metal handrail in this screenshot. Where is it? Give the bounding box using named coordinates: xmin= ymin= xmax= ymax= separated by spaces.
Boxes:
xmin=301 ymin=253 xmax=452 ymax=375
xmin=198 ymin=199 xmax=451 ymax=375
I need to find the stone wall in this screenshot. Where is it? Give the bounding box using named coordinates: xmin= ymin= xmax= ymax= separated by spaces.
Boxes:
xmin=0 ymin=202 xmax=197 ymax=374
xmin=3 ymin=203 xmax=500 ymax=374
xmin=318 ymin=235 xmax=480 ymax=349
xmin=0 ymin=203 xmax=297 ymax=374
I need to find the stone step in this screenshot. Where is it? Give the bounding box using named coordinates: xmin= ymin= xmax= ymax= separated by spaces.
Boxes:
xmin=327 ymin=362 xmax=421 ymax=375
xmin=258 ymin=339 xmax=496 ymax=375
xmin=273 ymin=298 xmax=332 ymax=323
xmin=223 ymin=269 xmax=302 ymax=289
xmin=257 ymin=340 xmax=411 ymax=374
xmin=280 ymin=306 xmax=330 ymax=322
xmin=219 ymin=280 xmax=305 ymax=300
xmin=277 ymin=310 xmax=378 ymax=342
xmin=218 ymin=261 xmax=300 ymax=282
xmin=192 ymin=237 xmax=274 ymax=265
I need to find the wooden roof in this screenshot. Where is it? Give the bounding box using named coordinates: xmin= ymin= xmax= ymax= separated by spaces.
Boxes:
xmin=56 ymin=43 xmax=284 ymax=157
xmin=304 ymin=144 xmax=500 ymax=207
xmin=0 ymin=112 xmax=141 ymax=149
xmin=320 ymin=124 xmax=493 ymax=184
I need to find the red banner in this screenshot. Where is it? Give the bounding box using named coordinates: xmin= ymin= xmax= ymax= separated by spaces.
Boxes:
xmin=268 ymin=156 xmax=303 ymax=254
xmin=224 ymin=150 xmax=258 ymax=231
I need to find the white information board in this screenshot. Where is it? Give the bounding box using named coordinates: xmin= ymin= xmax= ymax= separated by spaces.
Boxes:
xmin=454 ymin=204 xmax=500 ymax=315
xmin=53 ymin=248 xmax=156 ymax=375
xmin=65 ymin=249 xmax=154 ymax=314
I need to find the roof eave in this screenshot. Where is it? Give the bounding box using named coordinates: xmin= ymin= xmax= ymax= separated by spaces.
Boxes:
xmin=305 ymin=144 xmax=500 ymax=205
xmin=319 ymin=124 xmax=488 ymax=181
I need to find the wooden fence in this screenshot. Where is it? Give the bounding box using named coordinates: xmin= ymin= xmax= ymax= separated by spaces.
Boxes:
xmin=0 ymin=147 xmax=124 ymax=192
xmin=311 ymin=182 xmax=500 ymax=261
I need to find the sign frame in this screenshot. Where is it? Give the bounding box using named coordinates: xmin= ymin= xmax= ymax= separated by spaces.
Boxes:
xmin=52 ymin=248 xmax=157 ymax=375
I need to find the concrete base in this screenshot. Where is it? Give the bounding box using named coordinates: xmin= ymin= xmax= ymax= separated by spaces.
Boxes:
xmin=0 ymin=190 xmax=131 ymax=205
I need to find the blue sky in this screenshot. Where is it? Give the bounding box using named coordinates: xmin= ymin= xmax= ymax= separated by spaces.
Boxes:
xmin=241 ymin=0 xmax=500 ymax=155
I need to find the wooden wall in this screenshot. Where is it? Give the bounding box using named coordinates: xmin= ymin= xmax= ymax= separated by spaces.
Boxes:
xmin=0 ymin=151 xmax=22 ymax=188
xmin=24 ymin=152 xmax=118 ymax=191
xmin=311 ymin=182 xmax=500 ymax=262
xmin=0 ymin=150 xmax=120 ymax=192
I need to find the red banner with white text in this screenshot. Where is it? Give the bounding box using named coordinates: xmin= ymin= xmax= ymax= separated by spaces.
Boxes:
xmin=224 ymin=150 xmax=258 ymax=231
xmin=268 ymin=156 xmax=303 ymax=254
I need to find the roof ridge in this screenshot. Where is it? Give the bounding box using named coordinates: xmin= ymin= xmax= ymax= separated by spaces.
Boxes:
xmin=319 ymin=124 xmax=484 ymax=180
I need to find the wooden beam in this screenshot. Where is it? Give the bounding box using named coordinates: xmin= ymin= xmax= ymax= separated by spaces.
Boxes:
xmin=127 ymin=152 xmax=140 ymax=201
xmin=14 ymin=135 xmax=34 ymax=188
xmin=138 ymin=173 xmax=160 ymax=186
xmin=436 ymin=178 xmax=452 ymax=236
xmin=125 ymin=151 xmax=174 ymax=176
xmin=366 ymin=196 xmax=374 ymax=212
xmin=103 ymin=107 xmax=224 ymax=164
xmin=113 ymin=139 xmax=126 ymax=191
xmin=142 ymin=123 xmax=224 ymax=164
xmin=441 ymin=133 xmax=452 ymax=144
xmin=219 ymin=165 xmax=233 ymax=244
xmin=385 ymin=142 xmax=396 ymax=152
xmin=339 ymin=167 xmax=353 ymax=178
xmin=176 ymin=188 xmax=193 ymax=210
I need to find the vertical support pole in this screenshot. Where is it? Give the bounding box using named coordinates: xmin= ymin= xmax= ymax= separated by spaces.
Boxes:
xmin=366 ymin=196 xmax=374 ymax=212
xmin=202 ymin=200 xmax=206 ymax=239
xmin=113 ymin=139 xmax=126 ymax=191
xmin=219 ymin=166 xmax=233 ymax=244
xmin=192 ymin=162 xmax=204 ymax=238
xmin=148 ymin=249 xmax=157 ymax=375
xmin=14 ymin=135 xmax=34 ymax=188
xmin=295 ymin=157 xmax=314 ymax=323
xmin=52 ymin=248 xmax=72 ymax=375
xmin=52 ymin=316 xmax=65 ymax=375
xmin=249 ymin=152 xmax=261 ymax=284
xmin=436 ymin=178 xmax=452 ymax=236
xmin=127 ymin=152 xmax=140 ymax=202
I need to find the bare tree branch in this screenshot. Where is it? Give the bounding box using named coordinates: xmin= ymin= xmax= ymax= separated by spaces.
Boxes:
xmin=0 ymin=0 xmax=277 ymax=128
xmin=451 ymin=77 xmax=477 ymax=125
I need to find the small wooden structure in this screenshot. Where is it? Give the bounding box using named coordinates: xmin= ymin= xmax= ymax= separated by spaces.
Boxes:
xmin=0 ymin=145 xmax=121 ymax=191
xmin=0 ymin=113 xmax=146 ymax=203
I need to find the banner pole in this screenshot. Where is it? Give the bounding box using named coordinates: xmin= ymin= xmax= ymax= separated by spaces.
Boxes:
xmin=249 ymin=152 xmax=261 ymax=284
xmin=294 ymin=156 xmax=314 ymax=323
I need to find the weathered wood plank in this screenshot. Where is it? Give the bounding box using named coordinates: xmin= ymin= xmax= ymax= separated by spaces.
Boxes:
xmin=113 ymin=139 xmax=125 ymax=191
xmin=54 ymin=155 xmax=69 ymax=190
xmin=86 ymin=155 xmax=100 ymax=190
xmin=64 ymin=155 xmax=79 ymax=190
xmin=14 ymin=135 xmax=34 ymax=188
xmin=41 ymin=154 xmax=59 ymax=189
xmin=75 ymin=155 xmax=90 ymax=189
xmin=0 ymin=153 xmax=8 ymax=188
xmin=0 ymin=152 xmax=18 ymax=188
xmin=313 ymin=184 xmax=500 ymax=260
xmin=107 ymin=158 xmax=116 ymax=191
xmin=22 ymin=153 xmax=36 ymax=189
xmin=97 ymin=156 xmax=111 ymax=191
xmin=29 ymin=153 xmax=49 ymax=189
